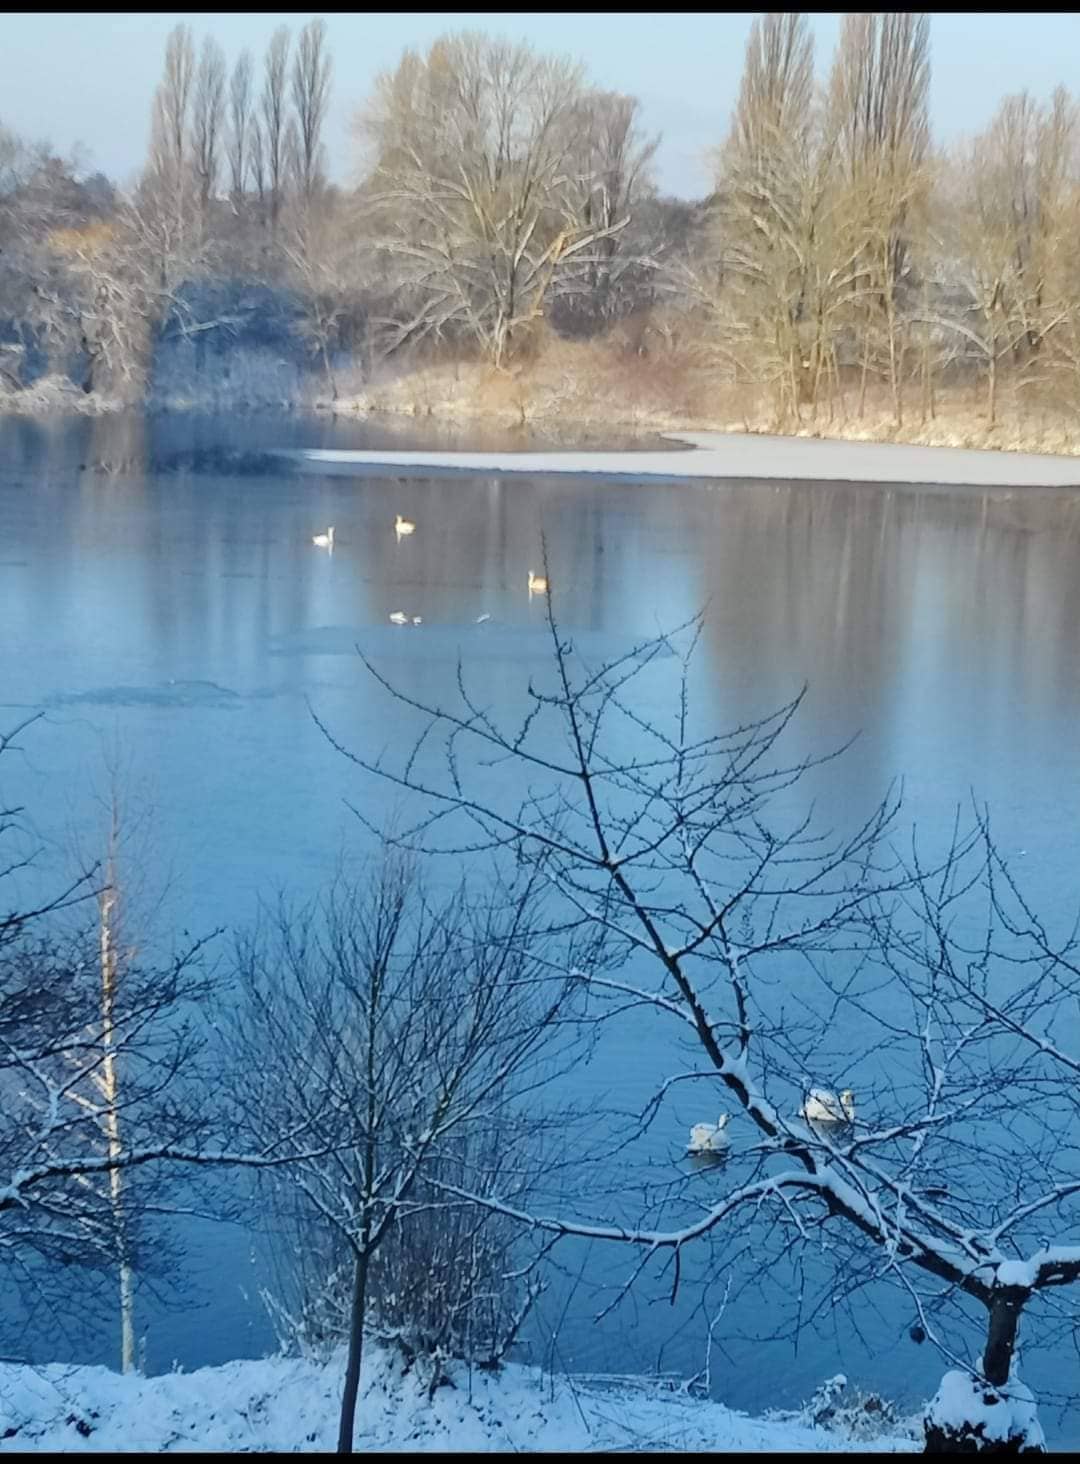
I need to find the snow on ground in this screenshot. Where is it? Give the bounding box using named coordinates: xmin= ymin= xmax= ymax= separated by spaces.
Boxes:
xmin=297 ymin=429 xmax=1080 ymax=488
xmin=0 ymin=1348 xmax=918 ymax=1453
xmin=926 ymin=1371 xmax=1045 ymax=1452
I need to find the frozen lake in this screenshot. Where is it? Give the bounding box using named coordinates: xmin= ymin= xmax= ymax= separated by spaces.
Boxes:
xmin=3 ymin=411 xmax=1080 ymax=1440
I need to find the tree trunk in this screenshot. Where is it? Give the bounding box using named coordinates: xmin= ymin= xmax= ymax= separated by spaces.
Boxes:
xmin=337 ymin=1245 xmax=371 ymax=1453
xmin=99 ymin=846 xmax=136 ymax=1374
xmin=923 ymin=1293 xmax=1044 ymax=1454
xmin=983 ymin=1290 xmax=1025 ymax=1387
xmin=858 ymin=327 xmax=871 ymax=418
xmin=321 ymin=337 xmax=337 ymax=403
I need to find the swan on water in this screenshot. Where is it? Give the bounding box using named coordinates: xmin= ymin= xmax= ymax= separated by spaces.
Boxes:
xmin=687 ymin=1115 xmax=730 ymax=1155
xmin=312 ymin=526 xmax=335 ymax=548
xmin=527 ymin=571 xmax=548 ymax=596
xmin=799 ymin=1088 xmax=855 ymax=1125
xmin=395 ymin=514 xmax=416 ymax=538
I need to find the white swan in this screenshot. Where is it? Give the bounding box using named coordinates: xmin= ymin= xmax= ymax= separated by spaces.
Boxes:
xmin=389 ymin=611 xmax=409 ymax=625
xmin=395 ymin=514 xmax=416 ymax=538
xmin=312 ymin=526 xmax=335 ymax=548
xmin=527 ymin=570 xmax=548 ymax=596
xmin=800 ymin=1088 xmax=855 ymax=1125
xmin=476 ymin=613 xmax=492 ymax=624
xmin=687 ymin=1115 xmax=730 ymax=1155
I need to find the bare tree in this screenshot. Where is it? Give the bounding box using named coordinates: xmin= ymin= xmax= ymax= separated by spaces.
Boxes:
xmin=0 ymin=716 xmax=369 ymax=1372
xmin=291 ymin=17 xmax=332 ymax=203
xmin=148 ymin=24 xmax=195 ymax=193
xmin=828 ymin=13 xmax=932 ymax=425
xmin=191 ymin=37 xmax=227 ymax=216
xmin=225 ymin=862 xmax=581 ymax=1453
xmin=227 ymin=49 xmax=255 ymax=204
xmin=261 ymin=25 xmax=291 ymax=227
xmin=311 ymin=594 xmax=1080 ymax=1454
xmin=249 ymin=116 xmax=266 ymax=208
xmin=281 ymin=190 xmax=359 ymax=402
xmin=924 ymin=91 xmax=1079 ymax=428
xmin=0 ymin=719 xmax=207 ymax=1298
xmin=355 ymin=32 xmax=630 ymax=365
xmin=557 ymin=90 xmax=659 ymax=330
xmin=710 ymin=12 xmax=841 ymax=421
xmin=39 ymin=176 xmax=218 ymax=398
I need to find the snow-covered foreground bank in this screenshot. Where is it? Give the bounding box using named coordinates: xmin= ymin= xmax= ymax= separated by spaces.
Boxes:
xmin=298 ymin=429 xmax=1080 ymax=487
xmin=0 ymin=1349 xmax=918 ymax=1453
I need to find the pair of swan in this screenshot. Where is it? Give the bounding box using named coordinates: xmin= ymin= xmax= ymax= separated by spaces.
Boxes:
xmin=687 ymin=1088 xmax=856 ymax=1157
xmin=389 ymin=611 xmax=422 ymax=626
xmin=314 ymin=515 xmax=415 ymax=550
xmin=527 ymin=571 xmax=548 ymax=596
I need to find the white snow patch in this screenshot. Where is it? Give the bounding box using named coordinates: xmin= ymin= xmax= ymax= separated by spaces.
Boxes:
xmin=0 ymin=1348 xmax=917 ymax=1453
xmin=995 ymin=1259 xmax=1037 ymax=1288
xmin=926 ymin=1370 xmax=1045 ymax=1451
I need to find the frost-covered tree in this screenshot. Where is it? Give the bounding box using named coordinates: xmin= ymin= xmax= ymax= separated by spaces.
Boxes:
xmin=0 ymin=719 xmax=209 ymax=1330
xmin=224 ymin=862 xmax=583 ymax=1454
xmin=354 ymin=31 xmax=632 ymax=365
xmin=0 ymin=718 xmax=342 ymax=1366
xmin=314 ymin=597 xmax=1080 ymax=1455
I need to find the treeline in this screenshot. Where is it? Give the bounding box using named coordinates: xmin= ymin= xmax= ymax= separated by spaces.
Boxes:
xmin=2 ymin=12 xmax=1080 ymax=430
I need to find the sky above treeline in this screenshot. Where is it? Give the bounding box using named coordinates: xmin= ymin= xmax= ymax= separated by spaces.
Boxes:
xmin=4 ymin=11 xmax=1078 ymax=199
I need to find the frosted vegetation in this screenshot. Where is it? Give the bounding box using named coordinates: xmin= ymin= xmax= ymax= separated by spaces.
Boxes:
xmin=4 ymin=15 xmax=1080 ymax=450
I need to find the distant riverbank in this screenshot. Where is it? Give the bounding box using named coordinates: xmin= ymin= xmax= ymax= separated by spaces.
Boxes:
xmin=9 ymin=355 xmax=1080 ymax=480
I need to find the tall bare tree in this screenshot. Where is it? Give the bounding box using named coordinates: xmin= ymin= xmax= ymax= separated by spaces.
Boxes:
xmin=710 ymin=13 xmax=851 ymax=420
xmin=249 ymin=116 xmax=266 ymax=207
xmin=227 ymin=49 xmax=255 ymax=204
xmin=828 ymin=12 xmax=932 ymax=424
xmin=560 ymin=90 xmax=659 ymax=329
xmin=191 ymin=37 xmax=227 ymax=216
xmin=291 ymin=17 xmax=332 ymax=203
xmin=148 ymin=24 xmax=195 ymax=192
xmin=261 ymin=25 xmax=291 ymax=227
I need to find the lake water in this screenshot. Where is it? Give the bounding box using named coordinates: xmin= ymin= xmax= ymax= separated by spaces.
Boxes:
xmin=3 ymin=411 xmax=1080 ymax=1441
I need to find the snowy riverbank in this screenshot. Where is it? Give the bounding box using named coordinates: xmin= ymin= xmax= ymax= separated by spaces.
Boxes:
xmin=298 ymin=429 xmax=1080 ymax=489
xmin=0 ymin=1349 xmax=918 ymax=1453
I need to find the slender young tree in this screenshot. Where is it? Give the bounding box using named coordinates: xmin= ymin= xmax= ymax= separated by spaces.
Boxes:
xmin=226 ymin=863 xmax=582 ymax=1453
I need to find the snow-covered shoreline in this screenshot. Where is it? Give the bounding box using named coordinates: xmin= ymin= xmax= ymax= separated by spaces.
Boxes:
xmin=297 ymin=429 xmax=1080 ymax=488
xmin=0 ymin=1349 xmax=918 ymax=1453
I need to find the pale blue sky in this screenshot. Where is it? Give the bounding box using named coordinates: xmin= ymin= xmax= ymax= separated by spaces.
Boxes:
xmin=4 ymin=12 xmax=1080 ymax=198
